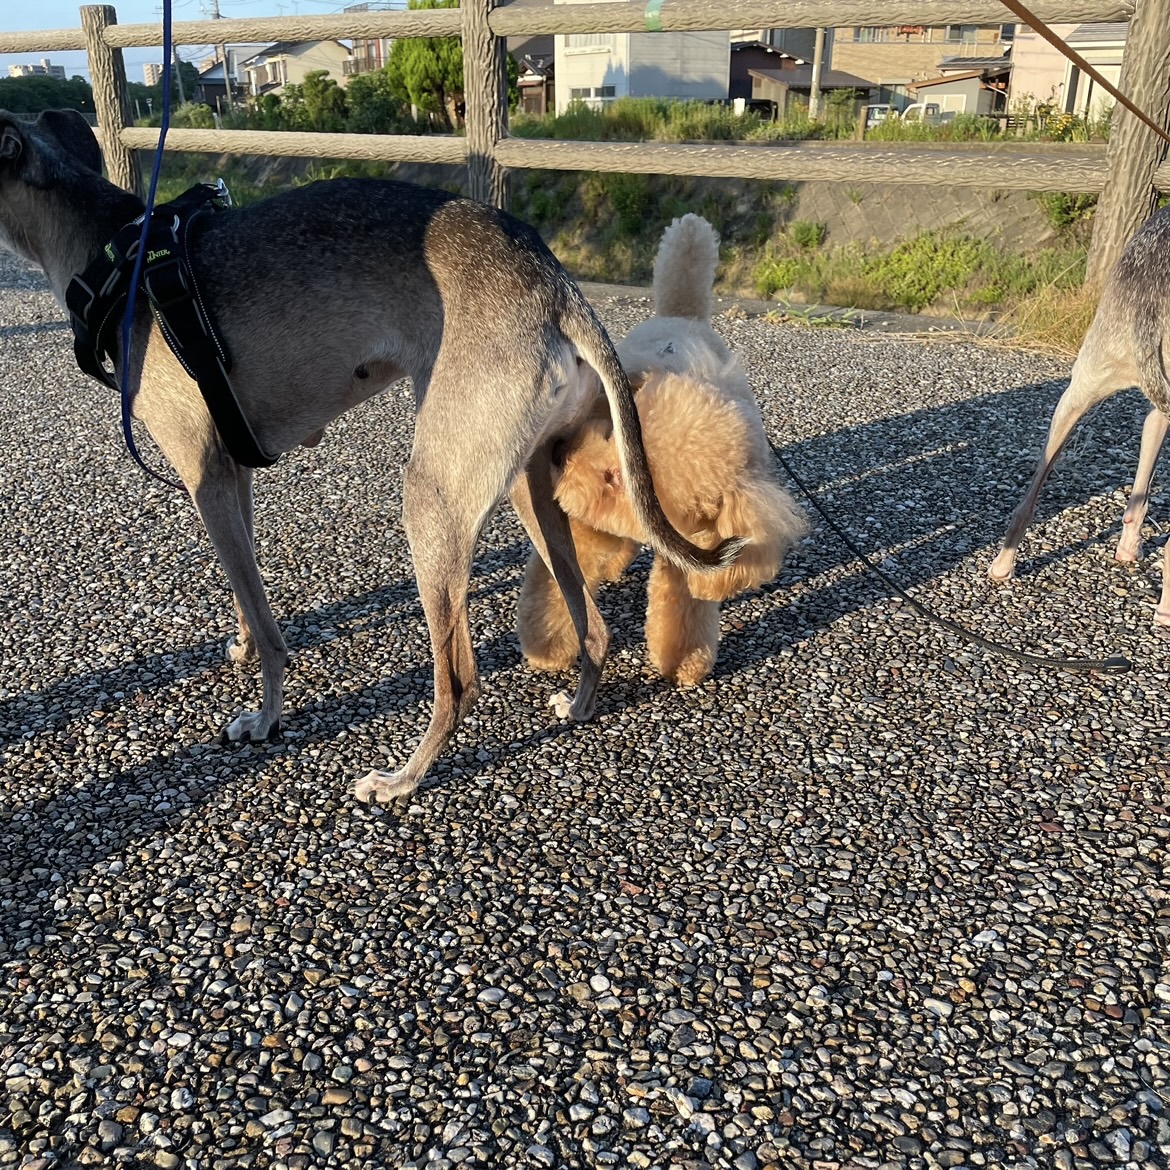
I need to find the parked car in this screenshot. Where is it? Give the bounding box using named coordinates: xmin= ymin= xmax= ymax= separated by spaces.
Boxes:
xmin=900 ymin=101 xmax=942 ymax=123
xmin=865 ymin=103 xmax=892 ymax=128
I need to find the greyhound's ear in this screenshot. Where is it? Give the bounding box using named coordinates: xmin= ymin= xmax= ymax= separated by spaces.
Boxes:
xmin=0 ymin=117 xmax=23 ymax=165
xmin=36 ymin=109 xmax=103 ymax=173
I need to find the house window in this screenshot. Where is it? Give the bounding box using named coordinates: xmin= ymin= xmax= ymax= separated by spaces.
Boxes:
xmin=569 ymin=87 xmax=591 ymax=100
xmin=852 ymin=27 xmax=888 ymax=43
xmin=565 ymin=33 xmax=615 ymax=51
xmin=594 ymin=85 xmax=615 ymax=98
xmin=945 ymin=25 xmax=979 ymax=43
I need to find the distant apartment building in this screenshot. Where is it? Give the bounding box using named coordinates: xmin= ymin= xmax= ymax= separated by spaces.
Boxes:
xmin=143 ymin=63 xmax=163 ymax=87
xmin=8 ymin=58 xmax=67 ymax=81
xmin=553 ymin=0 xmax=729 ymax=114
xmin=342 ymin=1 xmax=400 ymax=78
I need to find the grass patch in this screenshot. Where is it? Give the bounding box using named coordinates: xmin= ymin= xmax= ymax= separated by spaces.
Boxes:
xmin=991 ymin=281 xmax=1099 ymax=356
xmin=752 ymin=228 xmax=1087 ymax=316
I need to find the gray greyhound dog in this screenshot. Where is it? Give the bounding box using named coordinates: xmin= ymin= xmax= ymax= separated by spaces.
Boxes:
xmin=989 ymin=205 xmax=1170 ymax=624
xmin=0 ymin=109 xmax=742 ymax=801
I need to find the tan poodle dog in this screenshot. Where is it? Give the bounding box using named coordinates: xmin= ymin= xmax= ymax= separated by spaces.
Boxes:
xmin=517 ymin=214 xmax=807 ymax=686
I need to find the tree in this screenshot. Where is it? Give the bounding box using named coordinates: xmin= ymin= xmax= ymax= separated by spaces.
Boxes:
xmin=386 ymin=0 xmax=463 ymax=130
xmin=301 ymin=69 xmax=348 ymax=133
xmin=345 ymin=67 xmax=413 ymax=134
xmin=0 ymin=75 xmax=94 ymax=115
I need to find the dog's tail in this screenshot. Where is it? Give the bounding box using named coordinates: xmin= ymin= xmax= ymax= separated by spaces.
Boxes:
xmin=653 ymin=213 xmax=721 ymax=322
xmin=561 ymin=295 xmax=746 ymax=574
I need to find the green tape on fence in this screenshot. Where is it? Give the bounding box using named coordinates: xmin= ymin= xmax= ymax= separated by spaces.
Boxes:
xmin=644 ymin=0 xmax=665 ymax=31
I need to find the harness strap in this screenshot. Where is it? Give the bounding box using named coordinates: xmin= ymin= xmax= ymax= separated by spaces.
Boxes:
xmin=66 ymin=182 xmax=278 ymax=470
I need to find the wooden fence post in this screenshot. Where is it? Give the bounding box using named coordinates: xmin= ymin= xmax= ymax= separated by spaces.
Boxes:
xmin=81 ymin=5 xmax=143 ymax=198
xmin=462 ymin=0 xmax=509 ymax=209
xmin=1084 ymin=0 xmax=1170 ymax=287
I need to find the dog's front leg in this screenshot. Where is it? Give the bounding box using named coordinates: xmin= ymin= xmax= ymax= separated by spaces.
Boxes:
xmin=191 ymin=465 xmax=289 ymax=742
xmin=226 ymin=464 xmax=260 ymax=665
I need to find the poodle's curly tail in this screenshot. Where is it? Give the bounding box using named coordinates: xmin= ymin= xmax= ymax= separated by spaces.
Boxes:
xmin=561 ymin=292 xmax=746 ymax=575
xmin=652 ymin=213 xmax=721 ymax=322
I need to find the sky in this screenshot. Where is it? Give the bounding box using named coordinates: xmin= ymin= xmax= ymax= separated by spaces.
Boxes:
xmin=0 ymin=0 xmax=364 ymax=85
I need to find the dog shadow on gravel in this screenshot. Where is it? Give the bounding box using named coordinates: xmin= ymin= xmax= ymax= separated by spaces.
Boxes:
xmin=0 ymin=374 xmax=1157 ymax=937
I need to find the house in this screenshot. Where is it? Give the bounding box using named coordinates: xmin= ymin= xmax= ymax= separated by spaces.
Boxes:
xmin=747 ymin=65 xmax=873 ymax=119
xmin=729 ymin=40 xmax=807 ymax=106
xmin=1006 ymin=21 xmax=1125 ymax=120
xmin=553 ymin=0 xmax=729 ymax=114
xmin=1005 ymin=22 xmax=1078 ymax=113
xmin=240 ymin=41 xmax=353 ymax=96
xmin=342 ymin=1 xmax=399 ymax=78
xmin=909 ymin=58 xmax=1012 ymax=116
xmin=732 ymin=27 xmax=821 ymax=60
xmin=1061 ymin=23 xmax=1126 ymax=118
xmin=831 ymin=23 xmax=1012 ymax=109
xmin=194 ymin=46 xmax=264 ymax=111
xmin=517 ymin=54 xmax=555 ymax=116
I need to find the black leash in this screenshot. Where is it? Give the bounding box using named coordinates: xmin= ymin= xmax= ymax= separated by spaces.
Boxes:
xmin=767 ymin=437 xmax=1133 ymax=675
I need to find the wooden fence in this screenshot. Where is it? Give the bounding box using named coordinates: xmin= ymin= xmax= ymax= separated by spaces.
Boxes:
xmin=1 ymin=1 xmax=1168 ymax=284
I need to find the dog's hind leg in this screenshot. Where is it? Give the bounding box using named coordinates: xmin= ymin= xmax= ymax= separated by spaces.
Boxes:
xmin=226 ymin=464 xmax=260 ymax=665
xmin=1116 ymin=406 xmax=1168 ymax=563
xmin=354 ymin=449 xmax=487 ymax=803
xmin=989 ymin=349 xmax=1129 ymax=581
xmin=517 ymin=517 xmax=636 ymax=674
xmin=510 ymin=446 xmax=612 ymax=720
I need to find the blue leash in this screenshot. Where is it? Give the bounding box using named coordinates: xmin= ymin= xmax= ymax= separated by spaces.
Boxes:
xmin=118 ymin=0 xmax=184 ymax=491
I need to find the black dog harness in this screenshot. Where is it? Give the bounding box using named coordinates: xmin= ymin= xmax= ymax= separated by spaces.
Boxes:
xmin=65 ymin=181 xmax=277 ymax=469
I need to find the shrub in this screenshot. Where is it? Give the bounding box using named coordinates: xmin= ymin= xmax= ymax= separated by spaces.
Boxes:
xmin=789 ymin=220 xmax=827 ymax=249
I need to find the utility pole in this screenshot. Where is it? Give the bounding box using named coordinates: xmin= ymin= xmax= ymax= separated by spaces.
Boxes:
xmin=203 ymin=0 xmax=232 ymax=112
xmin=808 ymin=27 xmax=826 ymax=120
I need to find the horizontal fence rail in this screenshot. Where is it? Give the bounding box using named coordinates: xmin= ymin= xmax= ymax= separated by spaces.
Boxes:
xmin=120 ymin=126 xmax=469 ymax=164
xmin=487 ymin=0 xmax=1132 ymax=36
xmin=1 ymin=0 xmax=1164 ymax=283
xmin=0 ymin=1 xmax=1135 ymax=54
xmin=494 ymin=138 xmax=1111 ymax=191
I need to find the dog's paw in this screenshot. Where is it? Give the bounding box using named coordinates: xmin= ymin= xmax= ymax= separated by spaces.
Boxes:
xmin=987 ymin=550 xmax=1017 ymax=582
xmin=548 ymin=689 xmax=596 ymax=721
xmin=225 ymin=634 xmax=258 ymax=666
xmin=221 ymin=711 xmax=281 ymax=744
xmin=353 ymin=768 xmax=418 ymax=804
xmin=671 ymin=650 xmax=716 ymax=688
xmin=548 ymin=690 xmax=575 ymax=720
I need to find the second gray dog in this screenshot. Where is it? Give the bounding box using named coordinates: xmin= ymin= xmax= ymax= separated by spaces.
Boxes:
xmin=990 ymin=205 xmax=1170 ymax=624
xmin=0 ymin=109 xmax=741 ymax=801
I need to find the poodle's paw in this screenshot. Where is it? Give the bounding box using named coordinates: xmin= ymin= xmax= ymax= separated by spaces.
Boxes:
xmin=1154 ymin=605 xmax=1170 ymax=630
xmin=987 ymin=549 xmax=1017 ymax=582
xmin=221 ymin=710 xmax=281 ymax=744
xmin=225 ymin=634 xmax=258 ymax=665
xmin=353 ymin=768 xmax=418 ymax=804
xmin=670 ymin=649 xmax=716 ymax=688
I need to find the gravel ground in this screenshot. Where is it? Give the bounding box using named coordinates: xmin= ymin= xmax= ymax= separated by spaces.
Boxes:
xmin=1 ymin=246 xmax=1168 ymax=1170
